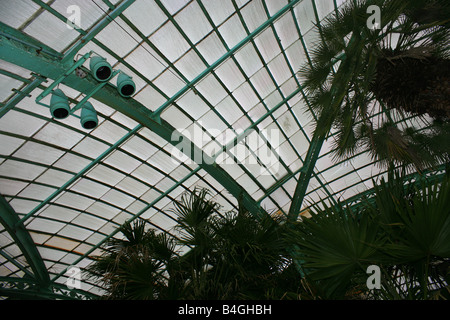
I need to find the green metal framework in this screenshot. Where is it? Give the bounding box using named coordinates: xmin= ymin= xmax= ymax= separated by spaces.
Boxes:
xmin=0 ymin=0 xmax=445 ymax=299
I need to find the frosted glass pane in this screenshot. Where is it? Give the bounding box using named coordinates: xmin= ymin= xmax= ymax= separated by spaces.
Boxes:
xmin=121 ymin=136 xmax=158 ymax=161
xmin=72 ymin=137 xmax=110 ymax=159
xmin=175 ymin=1 xmax=212 ymax=44
xmin=201 ymin=0 xmax=235 ymax=26
xmin=59 ymin=225 xmax=93 ymax=242
xmin=218 ymin=14 xmax=246 ymax=48
xmin=126 ymin=43 xmax=166 ymax=81
xmin=50 ymin=0 xmax=108 ymax=31
xmin=0 ymin=74 xmax=23 ymax=102
xmin=124 ymin=0 xmax=166 ymax=36
xmin=36 ymin=169 xmax=73 ymax=187
xmin=174 ymin=50 xmax=207 ymax=82
xmin=14 ymin=142 xmax=64 ymax=164
xmin=45 ymin=236 xmax=79 ymax=252
xmin=0 ymin=135 xmax=23 ymax=156
xmin=254 ymin=28 xmax=279 ymax=63
xmin=132 ymin=164 xmax=165 ymax=185
xmin=242 ymin=1 xmax=267 ymax=33
xmin=0 ymin=110 xmax=45 ymax=137
xmin=116 ymin=176 xmax=148 ymax=198
xmin=150 ymin=21 xmax=190 ymax=63
xmin=250 ymin=68 xmax=276 ymax=99
xmin=39 ymin=205 xmax=79 ymax=222
xmin=0 ymin=178 xmax=27 ymax=196
xmin=314 ymin=0 xmax=335 ymax=21
xmin=0 ymin=160 xmax=46 ymax=180
xmin=153 ymin=69 xmax=186 ymax=97
xmin=18 ymin=184 xmax=56 ymax=201
xmin=268 ymin=54 xmax=291 ymax=85
xmin=91 ymin=121 xmax=128 ymax=145
xmin=72 ymin=214 xmax=106 ymax=231
xmin=0 ymin=0 xmax=39 ymax=28
xmin=196 ymin=32 xmax=227 ymax=65
xmin=134 ymin=85 xmax=167 ymax=111
xmin=27 ymin=217 xmax=65 ymax=234
xmin=264 ymin=0 xmax=287 ymax=16
xmin=271 ymin=189 xmax=290 ymax=207
xmin=34 ymin=123 xmax=84 ymax=149
xmin=232 ymin=82 xmax=259 ymax=112
xmin=87 ymin=164 xmax=125 ymax=186
xmin=24 ymin=11 xmax=78 ymax=52
xmin=275 ymin=13 xmax=298 ymax=49
xmin=161 ymin=106 xmax=193 ymax=131
xmin=53 ymin=153 xmax=91 ymax=173
xmin=95 ymin=18 xmax=140 ymax=57
xmin=104 ymin=150 xmax=141 ymax=174
xmin=55 ymin=192 xmax=96 ymax=211
xmin=176 ymin=90 xmax=210 ymax=121
xmin=234 ymin=43 xmax=263 ymax=78
xmin=277 ymin=110 xmax=298 ymax=138
xmin=195 ymin=74 xmax=228 ymax=106
xmin=160 ymin=0 xmax=190 ymax=15
xmin=294 ymin=0 xmax=316 ymax=34
xmin=215 ymin=96 xmax=243 ymax=125
xmin=199 ymin=110 xmax=228 ymax=137
xmin=86 ymin=202 xmax=121 ymax=221
xmin=101 ymin=189 xmax=135 ymax=208
xmin=215 ymin=59 xmax=245 ymax=92
xmin=71 ymin=178 xmax=110 ymax=198
xmin=148 ymin=151 xmax=178 ymax=173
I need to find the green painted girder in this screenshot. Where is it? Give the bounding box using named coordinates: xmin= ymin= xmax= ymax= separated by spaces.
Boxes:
xmin=0 ymin=276 xmax=98 ymax=300
xmin=0 ymin=74 xmax=46 ymax=118
xmin=61 ymin=0 xmax=136 ymax=64
xmin=0 ymin=23 xmax=264 ymax=219
xmin=0 ymin=196 xmax=50 ymax=287
xmin=288 ymin=132 xmax=325 ymax=220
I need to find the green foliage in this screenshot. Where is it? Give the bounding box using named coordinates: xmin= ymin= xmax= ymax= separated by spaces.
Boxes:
xmin=85 ymin=188 xmax=303 ymax=300
xmin=299 ymin=0 xmax=450 ymax=170
xmin=287 ymin=169 xmax=450 ymax=299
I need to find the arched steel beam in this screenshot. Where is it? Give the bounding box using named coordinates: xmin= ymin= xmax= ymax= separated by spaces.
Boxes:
xmin=0 ymin=196 xmax=50 ymax=287
xmin=0 ymin=23 xmax=265 ymax=219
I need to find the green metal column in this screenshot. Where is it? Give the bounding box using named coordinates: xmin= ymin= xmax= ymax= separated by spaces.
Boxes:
xmin=288 ymin=132 xmax=325 ymax=220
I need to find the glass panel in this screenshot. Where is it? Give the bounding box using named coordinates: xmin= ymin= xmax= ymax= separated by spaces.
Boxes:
xmin=175 ymin=1 xmax=212 ymax=44
xmin=0 ymin=0 xmax=40 ymax=29
xmin=24 ymin=10 xmax=78 ymax=52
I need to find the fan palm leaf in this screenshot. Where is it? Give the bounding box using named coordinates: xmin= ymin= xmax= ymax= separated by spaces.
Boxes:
xmin=298 ymin=0 xmax=450 ymax=169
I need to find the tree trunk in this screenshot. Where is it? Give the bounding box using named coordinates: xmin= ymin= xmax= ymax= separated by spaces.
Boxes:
xmin=371 ymin=47 xmax=450 ymax=120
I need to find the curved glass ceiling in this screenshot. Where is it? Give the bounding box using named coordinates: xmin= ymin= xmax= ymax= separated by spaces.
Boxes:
xmin=0 ymin=0 xmax=445 ymax=299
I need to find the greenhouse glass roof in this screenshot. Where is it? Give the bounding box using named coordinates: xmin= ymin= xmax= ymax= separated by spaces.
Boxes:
xmin=0 ymin=0 xmax=446 ymax=299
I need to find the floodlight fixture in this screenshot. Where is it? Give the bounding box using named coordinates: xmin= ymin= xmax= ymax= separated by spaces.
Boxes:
xmin=89 ymin=56 xmax=113 ymax=82
xmin=80 ymin=101 xmax=98 ymax=130
xmin=50 ymin=89 xmax=70 ymax=119
xmin=117 ymin=72 xmax=136 ymax=98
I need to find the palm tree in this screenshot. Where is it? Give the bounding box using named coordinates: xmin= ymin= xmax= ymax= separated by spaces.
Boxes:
xmin=85 ymin=188 xmax=304 ymax=300
xmin=85 ymin=219 xmax=179 ymax=299
xmin=287 ymin=169 xmax=450 ymax=299
xmin=404 ymin=0 xmax=450 ymax=28
xmin=299 ymin=0 xmax=450 ymax=170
